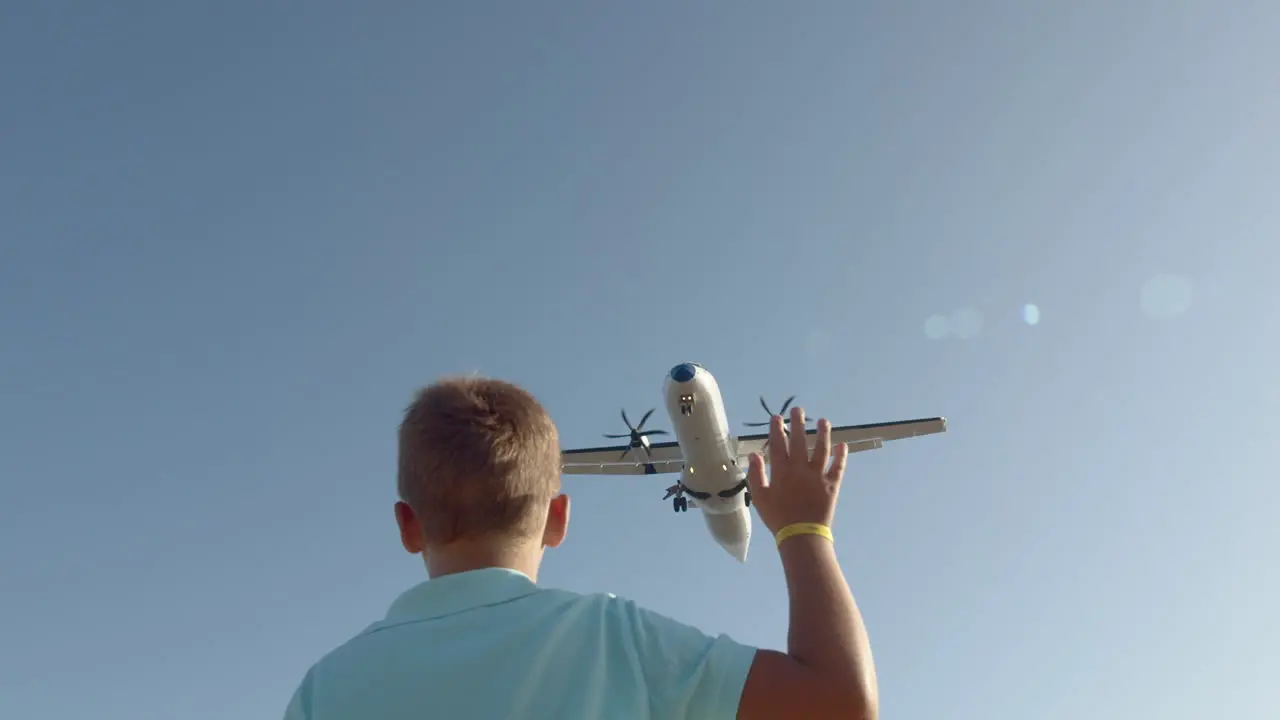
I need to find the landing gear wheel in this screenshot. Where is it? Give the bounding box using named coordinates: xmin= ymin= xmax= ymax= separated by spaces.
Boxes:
xmin=744 ymin=491 xmax=752 ymax=507
xmin=673 ymin=496 xmax=682 ymax=513
xmin=677 ymin=496 xmax=688 ymax=512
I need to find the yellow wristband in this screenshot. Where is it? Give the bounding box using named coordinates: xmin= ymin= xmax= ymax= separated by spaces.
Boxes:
xmin=774 ymin=522 xmax=833 ymax=547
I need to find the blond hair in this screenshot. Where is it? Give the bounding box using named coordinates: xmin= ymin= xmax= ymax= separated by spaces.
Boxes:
xmin=397 ymin=375 xmax=561 ymax=545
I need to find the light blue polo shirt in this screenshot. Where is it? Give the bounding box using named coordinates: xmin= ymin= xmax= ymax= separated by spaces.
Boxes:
xmin=283 ymin=568 xmax=756 ymax=719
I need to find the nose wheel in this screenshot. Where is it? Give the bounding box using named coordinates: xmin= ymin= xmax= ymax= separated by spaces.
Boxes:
xmin=672 ymin=496 xmax=688 ymax=513
xmin=744 ymin=491 xmax=751 ymax=507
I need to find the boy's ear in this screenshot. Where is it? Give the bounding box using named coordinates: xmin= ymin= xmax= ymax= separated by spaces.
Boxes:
xmin=541 ymin=493 xmax=570 ymax=548
xmin=395 ymin=501 xmax=425 ymax=554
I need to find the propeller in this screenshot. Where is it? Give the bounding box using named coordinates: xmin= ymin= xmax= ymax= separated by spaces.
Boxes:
xmin=743 ymin=395 xmax=813 ymax=428
xmin=604 ymin=408 xmax=668 ymax=460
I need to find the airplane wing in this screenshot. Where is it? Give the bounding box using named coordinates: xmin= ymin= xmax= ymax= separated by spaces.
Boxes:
xmin=735 ymin=416 xmax=947 ymax=459
xmin=560 ymin=458 xmax=684 ymax=476
xmin=561 ymin=440 xmax=684 ymax=476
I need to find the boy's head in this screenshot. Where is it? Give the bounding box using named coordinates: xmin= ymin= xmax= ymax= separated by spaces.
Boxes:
xmin=394 ymin=375 xmax=569 ymax=568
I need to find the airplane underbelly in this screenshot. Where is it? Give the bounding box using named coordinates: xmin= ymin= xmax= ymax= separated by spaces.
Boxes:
xmin=679 ymin=437 xmax=746 ymax=514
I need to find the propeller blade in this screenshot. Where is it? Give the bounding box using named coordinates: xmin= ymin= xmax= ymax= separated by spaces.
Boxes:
xmin=639 ymin=429 xmax=668 ymax=436
xmin=617 ymin=447 xmax=632 ymax=461
xmin=603 ymin=433 xmax=630 ymax=438
xmin=751 ymin=395 xmax=801 ymax=425
xmin=637 ymin=408 xmax=655 ymax=430
xmin=621 ymin=408 xmax=633 ymax=430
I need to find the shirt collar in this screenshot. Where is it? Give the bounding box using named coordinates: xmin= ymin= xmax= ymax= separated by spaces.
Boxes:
xmin=378 ymin=567 xmax=539 ymax=626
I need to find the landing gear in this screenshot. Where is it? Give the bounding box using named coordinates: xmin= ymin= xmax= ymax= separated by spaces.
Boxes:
xmin=672 ymin=496 xmax=688 ymax=513
xmin=744 ymin=490 xmax=751 ymax=507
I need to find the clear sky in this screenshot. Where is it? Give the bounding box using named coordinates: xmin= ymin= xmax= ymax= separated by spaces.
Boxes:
xmin=2 ymin=2 xmax=1277 ymax=718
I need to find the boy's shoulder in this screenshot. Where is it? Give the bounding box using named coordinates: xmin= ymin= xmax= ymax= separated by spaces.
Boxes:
xmin=527 ymin=585 xmax=647 ymax=630
xmin=535 ymin=586 xmax=756 ymax=660
xmin=537 ymin=585 xmax=628 ymax=606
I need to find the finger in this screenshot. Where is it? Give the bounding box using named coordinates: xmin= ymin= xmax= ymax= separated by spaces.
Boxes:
xmin=746 ymin=453 xmax=769 ymax=496
xmin=788 ymin=406 xmax=808 ymax=462
xmin=825 ymin=440 xmax=849 ymax=483
xmin=768 ymin=414 xmax=788 ymax=465
xmin=809 ymin=418 xmax=831 ymax=471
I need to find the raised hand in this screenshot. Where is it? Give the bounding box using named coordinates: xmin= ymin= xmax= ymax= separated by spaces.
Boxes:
xmin=745 ymin=405 xmax=849 ymax=535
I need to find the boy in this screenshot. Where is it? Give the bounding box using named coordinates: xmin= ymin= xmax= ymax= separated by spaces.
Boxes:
xmin=283 ymin=375 xmax=878 ymax=719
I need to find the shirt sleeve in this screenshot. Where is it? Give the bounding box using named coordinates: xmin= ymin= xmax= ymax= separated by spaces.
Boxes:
xmin=625 ymin=601 xmax=758 ymax=720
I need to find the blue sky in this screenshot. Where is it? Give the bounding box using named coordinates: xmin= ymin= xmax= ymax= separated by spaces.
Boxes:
xmin=2 ymin=2 xmax=1277 ymax=717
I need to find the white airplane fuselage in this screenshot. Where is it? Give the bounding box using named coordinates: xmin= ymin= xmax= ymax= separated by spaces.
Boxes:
xmin=663 ymin=362 xmax=753 ymax=562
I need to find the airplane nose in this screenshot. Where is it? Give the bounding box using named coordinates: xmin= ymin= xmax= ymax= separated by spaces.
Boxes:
xmin=669 ymin=363 xmax=697 ymax=383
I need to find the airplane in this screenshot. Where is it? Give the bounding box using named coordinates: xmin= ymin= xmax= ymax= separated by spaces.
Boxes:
xmin=560 ymin=362 xmax=947 ymax=562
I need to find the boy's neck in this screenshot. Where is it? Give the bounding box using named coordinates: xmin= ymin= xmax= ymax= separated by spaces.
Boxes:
xmin=424 ymin=538 xmax=543 ymax=582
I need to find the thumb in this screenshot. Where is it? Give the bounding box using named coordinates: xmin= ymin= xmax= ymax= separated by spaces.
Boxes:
xmin=746 ymin=453 xmax=769 ymax=497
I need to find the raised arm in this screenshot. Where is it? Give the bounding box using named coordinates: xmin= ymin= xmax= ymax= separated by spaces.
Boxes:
xmin=736 ymin=409 xmax=878 ymax=720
